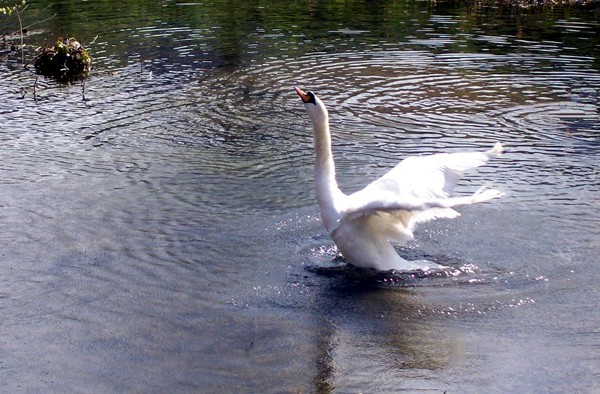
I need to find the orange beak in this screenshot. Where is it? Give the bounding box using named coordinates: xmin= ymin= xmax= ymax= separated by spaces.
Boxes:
xmin=294 ymin=86 xmax=311 ymax=103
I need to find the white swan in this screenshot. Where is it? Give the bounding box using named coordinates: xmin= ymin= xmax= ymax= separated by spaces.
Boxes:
xmin=295 ymin=87 xmax=504 ymax=272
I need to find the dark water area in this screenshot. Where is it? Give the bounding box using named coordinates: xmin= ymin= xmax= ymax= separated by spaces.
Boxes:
xmin=1 ymin=0 xmax=599 ymax=392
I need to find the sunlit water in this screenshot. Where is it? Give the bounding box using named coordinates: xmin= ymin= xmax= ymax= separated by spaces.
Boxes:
xmin=1 ymin=1 xmax=599 ymax=392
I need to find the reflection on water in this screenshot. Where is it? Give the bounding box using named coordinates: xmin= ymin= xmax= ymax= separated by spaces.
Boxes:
xmin=1 ymin=0 xmax=599 ymax=392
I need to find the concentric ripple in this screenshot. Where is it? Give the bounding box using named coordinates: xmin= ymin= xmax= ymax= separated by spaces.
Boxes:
xmin=1 ymin=2 xmax=599 ymax=391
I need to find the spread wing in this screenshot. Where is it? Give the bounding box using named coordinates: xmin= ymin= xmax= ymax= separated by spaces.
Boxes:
xmin=340 ymin=143 xmax=503 ymax=241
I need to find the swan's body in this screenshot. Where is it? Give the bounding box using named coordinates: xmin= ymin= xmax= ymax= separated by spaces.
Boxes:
xmin=295 ymin=87 xmax=504 ymax=271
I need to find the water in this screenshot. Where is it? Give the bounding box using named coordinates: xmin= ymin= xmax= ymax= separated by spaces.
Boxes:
xmin=1 ymin=1 xmax=599 ymax=392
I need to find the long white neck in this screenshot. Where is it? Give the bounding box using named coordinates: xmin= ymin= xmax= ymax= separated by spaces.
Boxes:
xmin=309 ymin=108 xmax=345 ymax=233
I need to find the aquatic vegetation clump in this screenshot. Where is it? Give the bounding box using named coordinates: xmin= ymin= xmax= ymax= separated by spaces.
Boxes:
xmin=34 ymin=37 xmax=91 ymax=82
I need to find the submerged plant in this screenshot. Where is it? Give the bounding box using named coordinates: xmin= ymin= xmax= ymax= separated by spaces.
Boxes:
xmin=34 ymin=37 xmax=91 ymax=82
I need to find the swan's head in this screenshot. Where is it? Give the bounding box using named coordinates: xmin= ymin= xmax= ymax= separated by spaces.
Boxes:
xmin=294 ymin=87 xmax=328 ymax=123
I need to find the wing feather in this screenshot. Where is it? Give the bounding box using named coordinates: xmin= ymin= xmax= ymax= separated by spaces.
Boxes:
xmin=342 ymin=143 xmax=503 ymax=220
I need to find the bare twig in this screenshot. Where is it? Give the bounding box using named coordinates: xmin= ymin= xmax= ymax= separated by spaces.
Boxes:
xmin=81 ymin=78 xmax=87 ymax=102
xmin=23 ymin=12 xmax=57 ymax=31
xmin=15 ymin=7 xmax=24 ymax=65
xmin=33 ymin=75 xmax=38 ymax=101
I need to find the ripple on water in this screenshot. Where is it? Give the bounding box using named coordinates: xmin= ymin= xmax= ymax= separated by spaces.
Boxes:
xmin=1 ymin=3 xmax=599 ymax=391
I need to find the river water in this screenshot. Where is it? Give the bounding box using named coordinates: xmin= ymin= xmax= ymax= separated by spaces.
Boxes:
xmin=1 ymin=0 xmax=599 ymax=392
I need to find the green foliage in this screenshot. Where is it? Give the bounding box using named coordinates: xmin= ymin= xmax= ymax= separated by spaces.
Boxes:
xmin=0 ymin=0 xmax=26 ymax=15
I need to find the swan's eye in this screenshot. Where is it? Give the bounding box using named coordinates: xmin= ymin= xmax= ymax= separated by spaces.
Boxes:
xmin=306 ymin=91 xmax=317 ymax=105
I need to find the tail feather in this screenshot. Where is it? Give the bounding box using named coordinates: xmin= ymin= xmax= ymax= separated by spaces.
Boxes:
xmin=487 ymin=142 xmax=504 ymax=158
xmin=441 ymin=186 xmax=504 ymax=208
xmin=470 ymin=186 xmax=504 ymax=203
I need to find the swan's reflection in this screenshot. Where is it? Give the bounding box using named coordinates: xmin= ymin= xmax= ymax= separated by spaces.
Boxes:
xmin=307 ymin=271 xmax=462 ymax=392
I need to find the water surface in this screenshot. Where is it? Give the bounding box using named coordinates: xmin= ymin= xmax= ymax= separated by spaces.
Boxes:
xmin=1 ymin=0 xmax=599 ymax=392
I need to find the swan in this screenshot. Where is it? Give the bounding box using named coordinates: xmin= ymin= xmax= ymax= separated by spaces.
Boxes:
xmin=294 ymin=87 xmax=504 ymax=272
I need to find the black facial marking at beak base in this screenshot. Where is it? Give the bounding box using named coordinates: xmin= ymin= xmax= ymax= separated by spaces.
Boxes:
xmin=305 ymin=91 xmax=317 ymax=105
xmin=295 ymin=87 xmax=318 ymax=105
